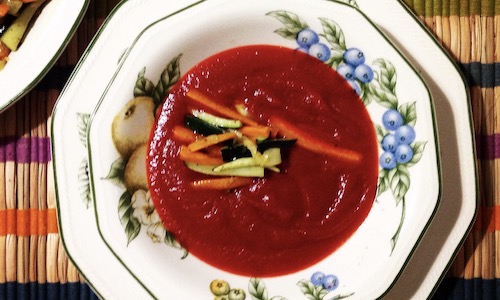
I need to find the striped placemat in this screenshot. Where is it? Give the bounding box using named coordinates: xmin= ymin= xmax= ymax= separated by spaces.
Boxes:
xmin=404 ymin=1 xmax=500 ymax=299
xmin=0 ymin=1 xmax=118 ymax=299
xmin=0 ymin=0 xmax=497 ymax=299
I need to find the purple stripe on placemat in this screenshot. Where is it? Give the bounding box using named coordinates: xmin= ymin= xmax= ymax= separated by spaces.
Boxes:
xmin=0 ymin=137 xmax=51 ymax=163
xmin=4 ymin=137 xmax=16 ymax=162
xmin=476 ymin=135 xmax=499 ymax=160
xmin=30 ymin=136 xmax=38 ymax=163
xmin=39 ymin=137 xmax=51 ymax=163
xmin=16 ymin=137 xmax=30 ymax=164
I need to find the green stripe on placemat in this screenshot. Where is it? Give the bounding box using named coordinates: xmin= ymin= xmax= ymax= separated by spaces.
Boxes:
xmin=433 ymin=278 xmax=500 ymax=300
xmin=433 ymin=0 xmax=442 ymax=16
xmin=403 ymin=0 xmax=497 ymax=16
xmin=480 ymin=0 xmax=496 ymax=16
xmin=460 ymin=62 xmax=499 ymax=88
xmin=0 ymin=282 xmax=98 ymax=300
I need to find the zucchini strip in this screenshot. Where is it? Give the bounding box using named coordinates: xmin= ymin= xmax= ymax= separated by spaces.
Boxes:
xmin=214 ymin=148 xmax=282 ymax=172
xmin=186 ymin=89 xmax=259 ymax=126
xmin=185 ymin=162 xmax=265 ymax=178
xmin=4 ymin=1 xmax=23 ymax=16
xmin=213 ymin=157 xmax=257 ymax=172
xmin=192 ymin=110 xmax=242 ymax=129
xmin=184 ymin=114 xmax=224 ymax=136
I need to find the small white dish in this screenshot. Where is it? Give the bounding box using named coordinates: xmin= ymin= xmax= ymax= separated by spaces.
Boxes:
xmin=51 ymin=0 xmax=476 ymax=299
xmin=87 ymin=0 xmax=439 ymax=299
xmin=0 ymin=0 xmax=89 ymax=111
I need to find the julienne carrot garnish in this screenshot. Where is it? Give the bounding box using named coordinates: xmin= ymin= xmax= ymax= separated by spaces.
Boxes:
xmin=0 ymin=41 xmax=10 ymax=60
xmin=204 ymin=145 xmax=224 ymax=158
xmin=187 ymin=131 xmax=238 ymax=152
xmin=190 ymin=177 xmax=253 ymax=190
xmin=270 ymin=116 xmax=362 ymax=163
xmin=0 ymin=4 xmax=9 ymax=17
xmin=179 ymin=146 xmax=225 ymax=165
xmin=177 ymin=97 xmax=288 ymax=189
xmin=177 ymin=89 xmax=361 ymax=189
xmin=172 ymin=125 xmax=198 ymax=143
xmin=238 ymin=125 xmax=272 ymax=140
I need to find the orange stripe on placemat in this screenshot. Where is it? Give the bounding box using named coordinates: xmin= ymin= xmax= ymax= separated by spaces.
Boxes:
xmin=16 ymin=209 xmax=30 ymax=236
xmin=0 ymin=208 xmax=58 ymax=236
xmin=7 ymin=209 xmax=15 ymax=235
xmin=0 ymin=210 xmax=6 ymax=235
xmin=47 ymin=208 xmax=59 ymax=234
xmin=39 ymin=208 xmax=48 ymax=235
xmin=473 ymin=206 xmax=500 ymax=232
xmin=30 ymin=208 xmax=39 ymax=235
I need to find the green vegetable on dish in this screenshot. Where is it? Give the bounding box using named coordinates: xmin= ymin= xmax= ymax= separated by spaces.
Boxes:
xmin=1 ymin=0 xmax=46 ymax=51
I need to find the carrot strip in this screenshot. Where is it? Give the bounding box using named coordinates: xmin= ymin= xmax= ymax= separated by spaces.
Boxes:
xmin=271 ymin=117 xmax=362 ymax=163
xmin=191 ymin=177 xmax=253 ymax=190
xmin=187 ymin=131 xmax=237 ymax=152
xmin=179 ymin=146 xmax=224 ymax=165
xmin=204 ymin=144 xmax=223 ymax=157
xmin=0 ymin=4 xmax=9 ymax=17
xmin=172 ymin=125 xmax=197 ymax=143
xmin=239 ymin=125 xmax=271 ymax=140
xmin=186 ymin=90 xmax=259 ymax=126
xmin=0 ymin=42 xmax=11 ymax=60
xmin=269 ymin=126 xmax=279 ymax=139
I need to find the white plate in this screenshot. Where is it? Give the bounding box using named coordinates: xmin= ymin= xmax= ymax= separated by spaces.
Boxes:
xmin=0 ymin=0 xmax=89 ymax=111
xmin=51 ymin=0 xmax=477 ymax=299
xmin=87 ymin=0 xmax=439 ymax=299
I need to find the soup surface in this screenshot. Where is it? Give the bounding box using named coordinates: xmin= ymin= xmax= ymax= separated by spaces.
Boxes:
xmin=147 ymin=45 xmax=379 ymax=277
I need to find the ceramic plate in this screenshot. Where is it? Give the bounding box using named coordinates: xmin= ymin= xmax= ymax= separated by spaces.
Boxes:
xmin=87 ymin=0 xmax=440 ymax=299
xmin=0 ymin=0 xmax=89 ymax=112
xmin=51 ymin=0 xmax=476 ymax=299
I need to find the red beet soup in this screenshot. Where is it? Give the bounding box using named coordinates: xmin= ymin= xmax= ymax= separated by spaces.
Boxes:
xmin=147 ymin=45 xmax=378 ymax=277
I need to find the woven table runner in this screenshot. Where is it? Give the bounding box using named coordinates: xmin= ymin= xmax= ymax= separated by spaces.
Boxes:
xmin=0 ymin=0 xmax=497 ymax=299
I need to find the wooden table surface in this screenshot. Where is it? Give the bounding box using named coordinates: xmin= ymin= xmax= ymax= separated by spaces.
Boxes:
xmin=0 ymin=0 xmax=498 ymax=299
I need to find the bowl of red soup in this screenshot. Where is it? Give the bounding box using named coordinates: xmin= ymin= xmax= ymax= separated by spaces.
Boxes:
xmin=87 ymin=0 xmax=440 ymax=298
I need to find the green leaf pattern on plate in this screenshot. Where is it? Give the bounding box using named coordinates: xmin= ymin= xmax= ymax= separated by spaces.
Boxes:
xmin=297 ymin=279 xmax=329 ymax=300
xmin=152 ymin=54 xmax=182 ymax=106
xmin=76 ymin=113 xmax=92 ymax=208
xmin=268 ymin=8 xmax=427 ymax=253
xmin=100 ymin=54 xmax=187 ymax=256
xmin=103 ymin=157 xmax=126 ymax=186
xmin=319 ymin=18 xmax=346 ymax=51
xmin=248 ymin=278 xmax=270 ymax=300
xmin=77 ymin=113 xmax=90 ymax=146
xmin=134 ymin=67 xmax=155 ymax=98
xmin=118 ymin=190 xmax=141 ymax=245
xmin=77 ymin=157 xmax=91 ymax=209
xmin=265 ymin=11 xmax=309 ymax=40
